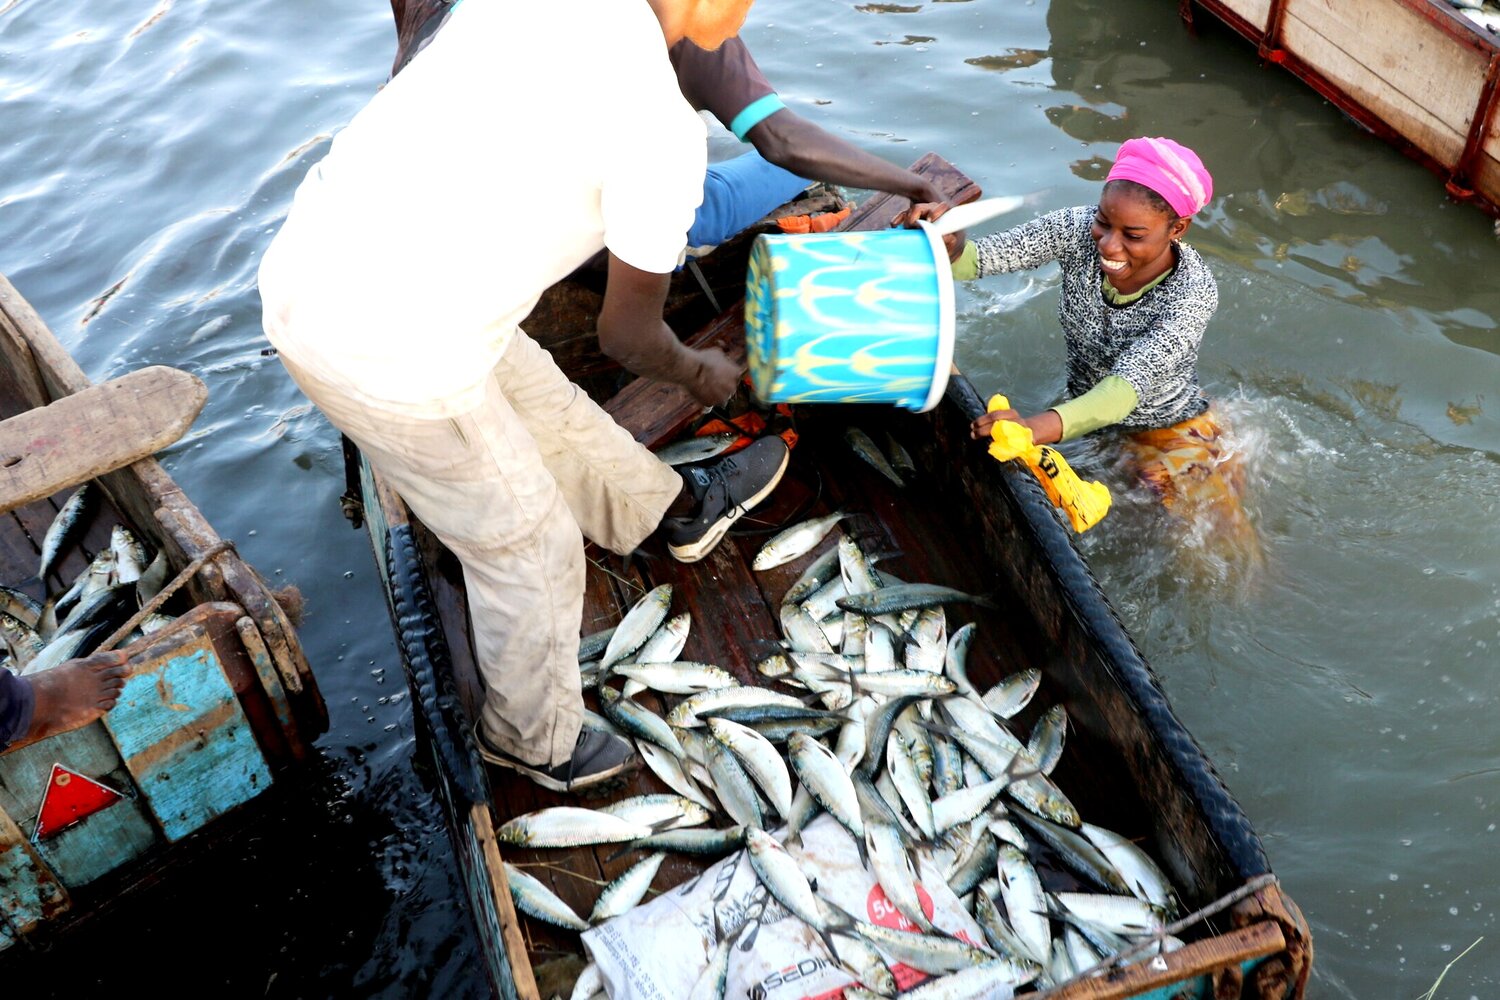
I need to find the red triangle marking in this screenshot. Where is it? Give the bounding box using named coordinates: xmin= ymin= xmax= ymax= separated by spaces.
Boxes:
xmin=34 ymin=763 xmax=124 ymax=840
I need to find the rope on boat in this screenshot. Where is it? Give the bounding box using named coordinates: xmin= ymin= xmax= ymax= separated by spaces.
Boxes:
xmin=94 ymin=539 xmax=236 ymax=653
xmin=1021 ymin=873 xmax=1281 ymax=999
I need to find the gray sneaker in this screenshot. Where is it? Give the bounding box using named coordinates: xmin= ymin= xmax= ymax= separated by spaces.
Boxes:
xmin=475 ymin=724 xmax=638 ymax=793
xmin=662 ymin=436 xmax=790 ymax=563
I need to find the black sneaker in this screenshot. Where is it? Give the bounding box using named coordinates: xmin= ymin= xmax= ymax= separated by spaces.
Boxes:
xmin=662 ymin=436 xmax=790 ymax=563
xmin=475 ymin=724 xmax=638 ymax=793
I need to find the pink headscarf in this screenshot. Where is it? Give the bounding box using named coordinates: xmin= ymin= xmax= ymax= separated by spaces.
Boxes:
xmin=1105 ymin=137 xmax=1213 ymax=217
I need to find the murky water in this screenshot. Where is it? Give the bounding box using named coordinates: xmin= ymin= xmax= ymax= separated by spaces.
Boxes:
xmin=2 ymin=0 xmax=1497 ymax=995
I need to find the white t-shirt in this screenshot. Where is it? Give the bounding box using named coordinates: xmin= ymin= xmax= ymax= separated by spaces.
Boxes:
xmin=258 ymin=0 xmax=707 ymax=417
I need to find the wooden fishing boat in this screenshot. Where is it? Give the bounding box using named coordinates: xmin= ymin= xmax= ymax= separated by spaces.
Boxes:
xmin=351 ymin=150 xmax=1313 ymax=998
xmin=0 ymin=274 xmax=327 ymax=952
xmin=1179 ymin=0 xmax=1500 ymax=218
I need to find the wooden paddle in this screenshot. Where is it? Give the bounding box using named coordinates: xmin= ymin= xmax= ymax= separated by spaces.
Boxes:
xmin=0 ymin=365 xmax=207 ymax=514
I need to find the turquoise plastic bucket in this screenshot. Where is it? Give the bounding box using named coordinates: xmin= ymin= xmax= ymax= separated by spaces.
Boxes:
xmin=743 ymin=223 xmax=954 ymax=413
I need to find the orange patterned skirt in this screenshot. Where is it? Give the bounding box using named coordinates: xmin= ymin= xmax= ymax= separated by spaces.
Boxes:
xmin=1124 ymin=408 xmax=1256 ymax=552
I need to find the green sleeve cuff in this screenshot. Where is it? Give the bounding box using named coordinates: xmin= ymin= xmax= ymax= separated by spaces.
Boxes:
xmin=951 ymin=240 xmax=978 ymax=281
xmin=728 ymin=94 xmax=786 ymax=141
xmin=1053 ymin=375 xmax=1138 ymax=442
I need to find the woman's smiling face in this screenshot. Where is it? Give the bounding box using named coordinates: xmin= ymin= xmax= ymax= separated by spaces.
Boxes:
xmin=1090 ymin=182 xmax=1191 ymax=295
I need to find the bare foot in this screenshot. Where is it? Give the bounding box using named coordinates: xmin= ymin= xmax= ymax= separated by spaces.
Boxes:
xmin=9 ymin=651 xmax=130 ymax=751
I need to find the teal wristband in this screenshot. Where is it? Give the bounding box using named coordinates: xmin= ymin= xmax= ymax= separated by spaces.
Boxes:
xmin=728 ymin=94 xmax=786 ymax=141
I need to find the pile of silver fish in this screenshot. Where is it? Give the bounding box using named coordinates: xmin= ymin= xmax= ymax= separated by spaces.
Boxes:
xmin=500 ymin=513 xmax=1186 ymax=1000
xmin=0 ymin=485 xmax=174 ymax=675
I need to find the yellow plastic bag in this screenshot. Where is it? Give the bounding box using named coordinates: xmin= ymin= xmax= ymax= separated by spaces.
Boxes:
xmin=986 ymin=394 xmax=1111 ymax=533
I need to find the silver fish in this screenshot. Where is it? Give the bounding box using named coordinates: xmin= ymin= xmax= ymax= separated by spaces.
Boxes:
xmin=569 ymin=963 xmax=604 ymax=1000
xmin=590 ymin=852 xmax=666 ymax=923
xmin=885 ymin=431 xmax=917 ymax=481
xmin=997 ymin=844 xmax=1050 ymax=964
xmin=497 ymin=806 xmax=653 ymax=848
xmin=0 ymin=586 xmax=42 ymax=629
xmin=745 ymin=827 xmax=850 ymax=944
xmin=982 ymin=668 xmax=1042 ymax=719
xmin=845 ymin=427 xmax=904 ymax=487
xmin=668 ymin=685 xmax=807 ymax=728
xmin=779 ymin=602 xmax=834 ymax=654
xmin=783 ymin=546 xmax=841 ymax=606
xmin=1010 ymin=810 xmax=1129 ymax=895
xmin=973 ymin=886 xmax=1046 ymax=968
xmin=0 ymin=612 xmax=44 ymax=666
xmin=613 ymin=661 xmax=737 ymax=695
xmin=578 ymin=625 xmax=617 ymax=663
xmin=886 ymin=729 xmax=936 ymax=840
xmin=899 ymin=956 xmax=1040 ymax=997
xmin=1080 ymin=822 xmax=1179 ymax=915
xmin=828 ymin=930 xmax=899 ymax=998
xmin=846 ymin=917 xmax=994 ymax=974
xmin=801 ymin=575 xmax=849 ymax=622
xmin=689 ymin=929 xmax=736 ymax=1000
xmin=753 ymin=510 xmax=848 ymax=571
xmin=787 ymin=732 xmax=864 ymax=844
xmin=600 ymin=584 xmax=673 ymax=671
xmin=627 ymin=825 xmax=747 ymax=857
xmin=942 ymin=622 xmax=983 ymax=703
xmin=707 ymin=717 xmax=793 ymax=818
xmin=903 ymin=608 xmax=947 ymax=674
xmin=599 ymin=685 xmax=684 ymax=757
xmin=704 ymin=734 xmax=763 ymax=828
xmin=134 ymin=549 xmax=171 ymax=607
xmin=599 ymin=793 xmax=710 ymax=831
xmin=504 ymin=863 xmax=589 ymax=930
xmin=944 ymin=823 xmax=999 ymax=899
xmin=864 ymin=820 xmax=934 ymax=933
xmin=1026 ymin=704 xmax=1067 ymax=776
xmin=109 ymin=526 xmax=148 ymax=585
xmin=637 ymin=740 xmax=716 ymax=811
xmin=654 ymin=430 xmax=742 ymax=467
xmin=37 ymin=485 xmax=91 ymax=586
xmin=629 ymin=612 xmax=692 ymax=665
xmin=1052 ymin=892 xmax=1165 ymax=936
xmin=931 ymin=774 xmax=1010 ymax=835
xmin=836 ymin=583 xmax=994 ymax=617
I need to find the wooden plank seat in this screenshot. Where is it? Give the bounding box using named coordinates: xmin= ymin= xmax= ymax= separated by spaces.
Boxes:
xmin=0 ymin=365 xmax=205 ymax=514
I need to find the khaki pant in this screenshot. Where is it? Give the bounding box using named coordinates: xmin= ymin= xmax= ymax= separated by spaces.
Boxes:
xmin=281 ymin=332 xmax=682 ymax=766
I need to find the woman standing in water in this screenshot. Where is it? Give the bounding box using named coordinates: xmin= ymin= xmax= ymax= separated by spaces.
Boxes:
xmin=902 ymin=137 xmax=1254 ymax=552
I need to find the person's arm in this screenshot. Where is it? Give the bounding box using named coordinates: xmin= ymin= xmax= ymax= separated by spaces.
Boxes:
xmin=1051 ymin=376 xmax=1138 ymax=441
xmin=674 ymin=38 xmax=940 ymax=205
xmin=745 ymin=109 xmax=940 ymax=205
xmin=970 ymin=405 xmax=1062 ymax=446
xmin=896 ymin=206 xmax=1083 ymax=279
xmin=596 ymin=252 xmax=741 ymax=406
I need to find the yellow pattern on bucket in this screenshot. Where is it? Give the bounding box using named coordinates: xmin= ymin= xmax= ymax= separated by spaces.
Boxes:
xmin=985 ymin=394 xmax=1111 ymax=533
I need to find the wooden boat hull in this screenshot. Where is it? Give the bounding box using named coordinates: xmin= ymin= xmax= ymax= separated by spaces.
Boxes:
xmin=0 ymin=274 xmax=327 ymax=951
xmin=1182 ymin=0 xmax=1500 ymax=217
xmin=353 ymin=153 xmax=1311 ymax=998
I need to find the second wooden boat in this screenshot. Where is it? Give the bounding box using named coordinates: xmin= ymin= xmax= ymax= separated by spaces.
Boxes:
xmin=0 ymin=274 xmax=327 ymax=954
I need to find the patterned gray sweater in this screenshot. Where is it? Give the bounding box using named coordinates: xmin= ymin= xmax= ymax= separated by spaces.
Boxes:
xmin=972 ymin=205 xmax=1214 ymax=430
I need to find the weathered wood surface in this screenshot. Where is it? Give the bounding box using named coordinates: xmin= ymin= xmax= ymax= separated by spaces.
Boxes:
xmin=1282 ymin=0 xmax=1485 ymax=161
xmin=0 ymin=806 xmax=70 ymax=932
xmin=0 ymin=365 xmax=206 ymax=514
xmin=105 ymin=608 xmax=274 ymax=842
xmin=1186 ymin=0 xmax=1500 ymax=215
xmin=1019 ymin=920 xmax=1286 ymax=999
